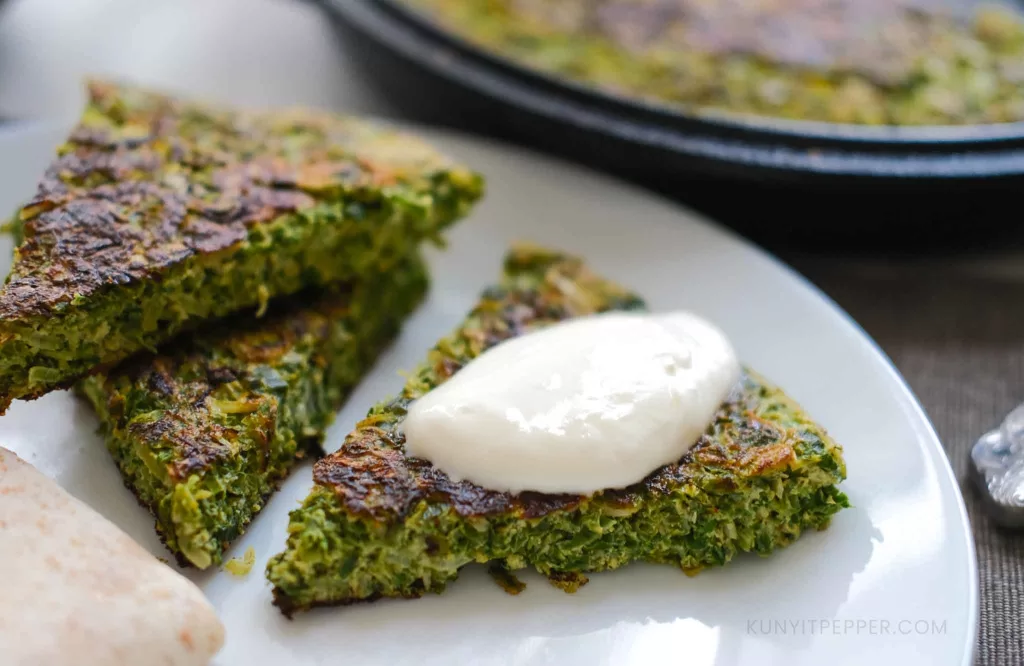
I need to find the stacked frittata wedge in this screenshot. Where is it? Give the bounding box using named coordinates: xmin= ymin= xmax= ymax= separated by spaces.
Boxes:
xmin=1 ymin=80 xmax=483 ymax=568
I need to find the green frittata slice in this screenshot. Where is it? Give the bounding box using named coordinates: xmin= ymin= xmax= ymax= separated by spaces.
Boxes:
xmin=0 ymin=79 xmax=482 ymax=412
xmin=402 ymin=0 xmax=1024 ymax=126
xmin=77 ymin=255 xmax=429 ymax=569
xmin=266 ymin=244 xmax=849 ymax=615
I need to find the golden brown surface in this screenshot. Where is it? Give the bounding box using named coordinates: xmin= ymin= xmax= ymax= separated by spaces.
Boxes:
xmin=4 ymin=80 xmax=460 ymax=318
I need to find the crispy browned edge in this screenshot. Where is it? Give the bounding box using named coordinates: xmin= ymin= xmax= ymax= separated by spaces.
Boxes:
xmin=118 ymin=438 xmax=323 ymax=570
xmin=2 ymin=79 xmax=433 ymax=321
xmin=315 ymin=376 xmax=794 ymax=521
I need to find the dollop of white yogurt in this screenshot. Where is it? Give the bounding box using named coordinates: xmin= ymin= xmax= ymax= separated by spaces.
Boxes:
xmin=403 ymin=311 xmax=741 ymax=495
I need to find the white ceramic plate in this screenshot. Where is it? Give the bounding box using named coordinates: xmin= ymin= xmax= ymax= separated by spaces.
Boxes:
xmin=0 ymin=122 xmax=976 ymax=666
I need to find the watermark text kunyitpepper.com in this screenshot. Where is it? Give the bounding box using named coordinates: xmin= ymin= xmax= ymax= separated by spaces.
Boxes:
xmin=747 ymin=619 xmax=947 ymax=636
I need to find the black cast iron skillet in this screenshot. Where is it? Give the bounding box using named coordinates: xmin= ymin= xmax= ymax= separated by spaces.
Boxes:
xmin=316 ymin=0 xmax=1024 ymax=249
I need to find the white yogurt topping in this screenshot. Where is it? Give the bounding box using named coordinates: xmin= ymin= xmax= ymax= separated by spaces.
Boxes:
xmin=403 ymin=311 xmax=741 ymax=495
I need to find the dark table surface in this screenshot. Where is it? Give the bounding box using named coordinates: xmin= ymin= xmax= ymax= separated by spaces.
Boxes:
xmin=786 ymin=254 xmax=1024 ymax=666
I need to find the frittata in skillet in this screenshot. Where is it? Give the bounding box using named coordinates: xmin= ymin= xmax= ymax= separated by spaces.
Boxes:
xmin=404 ymin=0 xmax=1024 ymax=125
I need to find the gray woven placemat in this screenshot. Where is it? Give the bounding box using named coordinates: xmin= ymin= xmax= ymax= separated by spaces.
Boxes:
xmin=785 ymin=254 xmax=1024 ymax=666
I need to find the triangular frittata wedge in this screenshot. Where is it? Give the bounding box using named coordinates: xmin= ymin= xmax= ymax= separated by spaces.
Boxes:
xmin=266 ymin=244 xmax=849 ymax=615
xmin=77 ymin=253 xmax=429 ymax=570
xmin=0 ymin=80 xmax=482 ymax=412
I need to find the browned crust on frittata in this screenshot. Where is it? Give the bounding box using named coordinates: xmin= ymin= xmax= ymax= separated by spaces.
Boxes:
xmin=306 ymin=246 xmax=809 ymax=525
xmin=89 ymin=285 xmax=355 ymax=479
xmin=310 ymin=254 xmax=799 ymax=523
xmin=272 ymin=579 xmax=432 ymax=620
xmin=107 ymin=441 xmax=316 ymax=570
xmin=313 ymin=378 xmax=796 ymax=523
xmin=1 ymin=79 xmax=442 ymax=319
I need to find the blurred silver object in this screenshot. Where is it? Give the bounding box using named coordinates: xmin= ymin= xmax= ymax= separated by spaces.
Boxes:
xmin=971 ymin=403 xmax=1024 ymax=528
